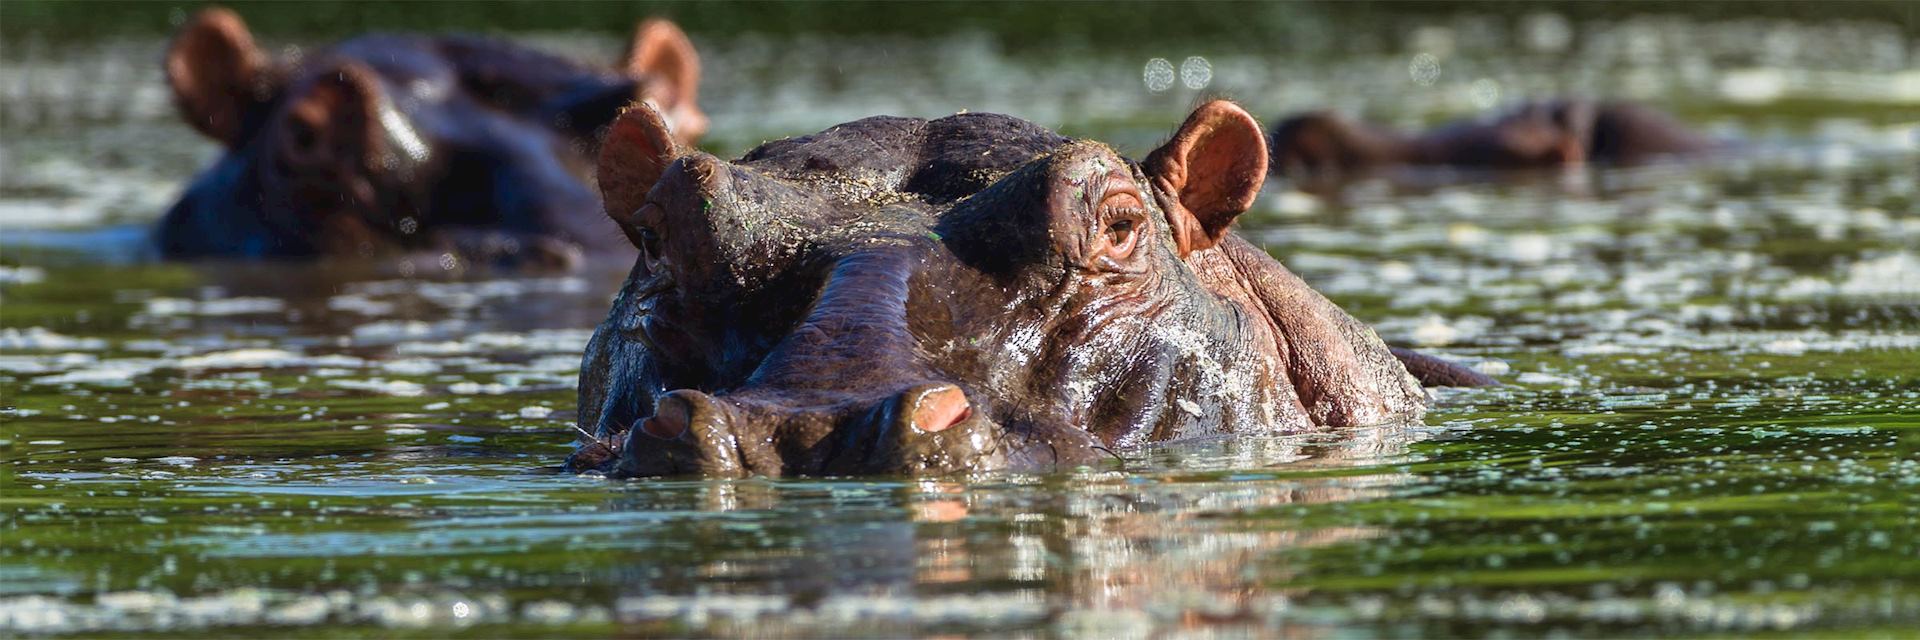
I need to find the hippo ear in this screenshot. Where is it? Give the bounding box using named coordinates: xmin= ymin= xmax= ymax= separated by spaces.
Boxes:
xmin=1143 ymin=100 xmax=1269 ymax=256
xmin=165 ymin=7 xmax=270 ymax=146
xmin=598 ymin=101 xmax=679 ymax=241
xmin=626 ymin=19 xmax=707 ymax=144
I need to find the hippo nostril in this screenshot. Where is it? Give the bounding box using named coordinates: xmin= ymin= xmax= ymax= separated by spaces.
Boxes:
xmin=639 ymin=415 xmax=685 ymax=440
xmin=640 ymin=393 xmax=692 ymax=440
xmin=908 ymin=384 xmax=971 ymax=434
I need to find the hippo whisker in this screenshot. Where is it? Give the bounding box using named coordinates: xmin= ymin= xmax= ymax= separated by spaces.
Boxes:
xmin=1091 ymin=444 xmax=1128 ymax=465
xmin=571 ymin=424 xmax=618 ymax=454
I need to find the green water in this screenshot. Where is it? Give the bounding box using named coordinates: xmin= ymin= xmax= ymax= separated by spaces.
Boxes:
xmin=4 ymin=5 xmax=1920 ymax=637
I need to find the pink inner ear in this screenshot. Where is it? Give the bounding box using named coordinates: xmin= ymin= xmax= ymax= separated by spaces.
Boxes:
xmin=598 ymin=103 xmax=678 ymax=233
xmin=626 ymin=20 xmax=706 ymax=145
xmin=1146 ymin=101 xmax=1269 ymax=256
xmin=1181 ymin=119 xmax=1267 ymax=219
xmin=165 ymin=8 xmax=266 ymax=145
xmin=628 ymin=21 xmax=701 ymax=104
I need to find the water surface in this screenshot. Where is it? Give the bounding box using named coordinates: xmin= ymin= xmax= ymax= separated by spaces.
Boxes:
xmin=3 ymin=10 xmax=1919 ymax=637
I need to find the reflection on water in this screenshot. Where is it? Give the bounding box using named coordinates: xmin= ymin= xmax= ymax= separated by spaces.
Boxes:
xmin=3 ymin=10 xmax=1920 ymax=638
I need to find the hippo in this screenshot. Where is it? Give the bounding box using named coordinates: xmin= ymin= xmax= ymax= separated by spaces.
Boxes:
xmin=1268 ymin=100 xmax=1713 ymax=185
xmin=157 ymin=7 xmax=705 ymax=265
xmin=568 ymin=100 xmax=1492 ymax=478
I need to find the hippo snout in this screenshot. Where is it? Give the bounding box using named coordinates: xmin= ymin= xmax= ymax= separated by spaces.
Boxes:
xmin=618 ymin=390 xmax=757 ymax=477
xmin=607 ymin=384 xmax=1107 ymax=478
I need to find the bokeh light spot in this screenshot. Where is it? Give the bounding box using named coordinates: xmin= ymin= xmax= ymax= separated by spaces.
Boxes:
xmin=1180 ymin=56 xmax=1212 ymax=90
xmin=1470 ymin=78 xmax=1501 ymax=109
xmin=1143 ymin=58 xmax=1175 ymax=92
xmin=1523 ymin=13 xmax=1573 ymax=52
xmin=1408 ymin=53 xmax=1442 ymax=86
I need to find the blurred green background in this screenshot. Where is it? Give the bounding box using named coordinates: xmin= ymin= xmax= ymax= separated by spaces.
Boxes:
xmin=7 ymin=0 xmax=1917 ymax=46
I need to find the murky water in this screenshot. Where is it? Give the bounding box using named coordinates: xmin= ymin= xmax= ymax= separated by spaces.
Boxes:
xmin=4 ymin=11 xmax=1919 ymax=637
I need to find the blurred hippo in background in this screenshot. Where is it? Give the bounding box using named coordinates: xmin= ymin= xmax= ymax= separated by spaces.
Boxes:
xmin=157 ymin=7 xmax=706 ymax=267
xmin=568 ymin=100 xmax=1493 ymax=478
xmin=1269 ymin=100 xmax=1714 ymax=188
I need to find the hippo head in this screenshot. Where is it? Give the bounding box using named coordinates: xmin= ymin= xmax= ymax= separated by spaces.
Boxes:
xmin=1269 ymin=104 xmax=1598 ymax=183
xmin=1267 ymin=111 xmax=1410 ymax=179
xmin=1431 ymin=101 xmax=1596 ymax=167
xmin=157 ymin=8 xmax=704 ymax=259
xmin=572 ymin=101 xmax=1426 ymax=477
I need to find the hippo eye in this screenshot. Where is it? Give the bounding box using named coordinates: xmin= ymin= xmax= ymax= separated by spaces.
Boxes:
xmin=622 ymin=202 xmax=667 ymax=257
xmin=1104 ymin=219 xmax=1135 ymax=247
xmin=1091 ymin=183 xmax=1147 ymax=267
xmin=290 ymin=122 xmax=319 ymax=154
xmin=637 ymin=226 xmax=662 ymax=257
xmin=1099 ymin=207 xmax=1146 ymax=264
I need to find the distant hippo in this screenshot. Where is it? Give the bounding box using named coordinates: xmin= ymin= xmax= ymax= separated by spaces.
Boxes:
xmin=568 ymin=100 xmax=1492 ymax=478
xmin=158 ymin=7 xmax=705 ymax=265
xmin=1269 ymin=100 xmax=1713 ymax=184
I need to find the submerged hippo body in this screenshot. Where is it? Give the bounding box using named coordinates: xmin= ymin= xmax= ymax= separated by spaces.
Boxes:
xmin=157 ymin=8 xmax=705 ymax=265
xmin=571 ymin=101 xmax=1491 ymax=478
xmin=1269 ymin=100 xmax=1713 ymax=184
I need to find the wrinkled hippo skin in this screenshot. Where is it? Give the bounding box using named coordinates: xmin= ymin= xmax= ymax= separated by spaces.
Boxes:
xmin=569 ymin=100 xmax=1494 ymax=478
xmin=156 ymin=7 xmax=705 ymax=266
xmin=1269 ymin=100 xmax=1713 ymax=183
